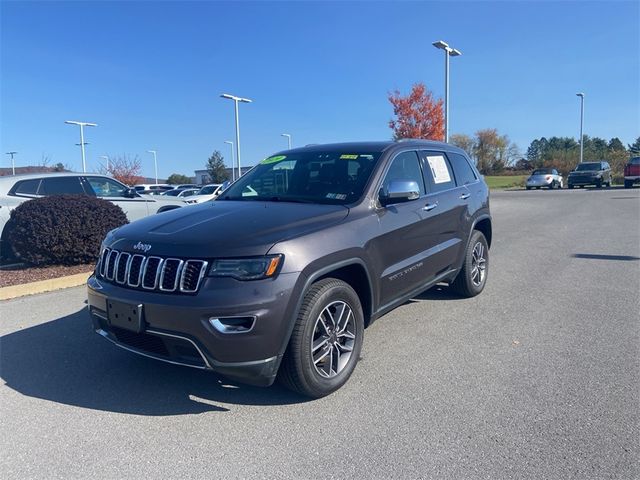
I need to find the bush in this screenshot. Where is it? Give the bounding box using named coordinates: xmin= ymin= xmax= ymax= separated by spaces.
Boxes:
xmin=6 ymin=195 xmax=128 ymax=266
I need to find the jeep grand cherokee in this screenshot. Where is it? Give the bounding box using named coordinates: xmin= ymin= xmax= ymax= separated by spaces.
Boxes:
xmin=87 ymin=141 xmax=492 ymax=398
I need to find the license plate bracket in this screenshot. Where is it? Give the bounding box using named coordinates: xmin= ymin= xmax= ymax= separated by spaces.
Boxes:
xmin=107 ymin=299 xmax=144 ymax=333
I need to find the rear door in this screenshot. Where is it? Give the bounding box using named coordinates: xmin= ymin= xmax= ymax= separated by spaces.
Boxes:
xmin=418 ymin=150 xmax=469 ymax=273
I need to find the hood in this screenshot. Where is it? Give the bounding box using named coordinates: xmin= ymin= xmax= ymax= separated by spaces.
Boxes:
xmin=106 ymin=200 xmax=349 ymax=258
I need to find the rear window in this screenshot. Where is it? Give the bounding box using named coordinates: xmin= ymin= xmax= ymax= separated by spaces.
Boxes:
xmin=630 ymin=157 xmax=640 ymax=165
xmin=448 ymin=153 xmax=477 ymax=186
xmin=13 ymin=179 xmax=41 ymax=195
xmin=532 ymin=169 xmax=553 ymax=175
xmin=575 ymin=163 xmax=600 ymax=171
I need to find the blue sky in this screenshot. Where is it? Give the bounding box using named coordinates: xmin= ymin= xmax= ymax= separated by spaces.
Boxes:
xmin=1 ymin=1 xmax=638 ymax=179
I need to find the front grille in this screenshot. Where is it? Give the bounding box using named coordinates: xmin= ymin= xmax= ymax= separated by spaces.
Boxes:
xmin=97 ymin=248 xmax=208 ymax=294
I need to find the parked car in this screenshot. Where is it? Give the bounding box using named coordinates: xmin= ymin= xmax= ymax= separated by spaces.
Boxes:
xmin=172 ymin=184 xmax=200 ymax=190
xmin=567 ymin=161 xmax=612 ymax=188
xmin=624 ymin=157 xmax=640 ymax=188
xmin=525 ymin=168 xmax=563 ymax=190
xmin=88 ymin=141 xmax=492 ymax=398
xmin=133 ymin=184 xmax=174 ymax=195
xmin=184 ymin=183 xmax=223 ymax=204
xmin=161 ymin=188 xmax=200 ymax=198
xmin=0 ymin=173 xmax=185 ymax=258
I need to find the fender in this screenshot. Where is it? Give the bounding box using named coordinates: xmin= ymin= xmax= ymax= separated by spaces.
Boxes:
xmin=276 ymin=257 xmax=374 ymax=359
xmin=451 ymin=213 xmax=492 ymax=274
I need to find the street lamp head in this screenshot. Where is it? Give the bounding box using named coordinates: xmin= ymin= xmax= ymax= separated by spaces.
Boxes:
xmin=221 ymin=93 xmax=252 ymax=103
xmin=65 ymin=120 xmax=97 ymax=127
xmin=147 ymin=150 xmax=156 ymax=154
xmin=281 ymin=133 xmax=290 ymax=137
xmin=450 ymin=48 xmax=462 ymax=57
xmin=576 ymin=92 xmax=585 ymax=98
xmin=224 ymin=140 xmax=233 ymax=145
xmin=432 ymin=40 xmax=450 ymax=50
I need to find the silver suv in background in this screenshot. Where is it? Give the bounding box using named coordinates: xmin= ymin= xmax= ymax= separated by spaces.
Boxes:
xmin=0 ymin=173 xmax=185 ymax=258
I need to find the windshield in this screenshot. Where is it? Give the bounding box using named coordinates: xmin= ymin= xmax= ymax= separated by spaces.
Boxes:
xmin=218 ymin=150 xmax=382 ymax=204
xmin=576 ymin=163 xmax=600 ymax=171
xmin=162 ymin=189 xmax=182 ymax=196
xmin=532 ymin=169 xmax=552 ymax=175
xmin=198 ymin=185 xmax=220 ymax=195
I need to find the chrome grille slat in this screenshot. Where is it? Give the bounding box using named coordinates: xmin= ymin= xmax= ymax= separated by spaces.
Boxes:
xmin=142 ymin=256 xmax=164 ymax=290
xmin=115 ymin=252 xmax=131 ymax=284
xmin=159 ymin=258 xmax=184 ymax=292
xmin=97 ymin=249 xmax=208 ymax=294
xmin=127 ymin=254 xmax=145 ymax=287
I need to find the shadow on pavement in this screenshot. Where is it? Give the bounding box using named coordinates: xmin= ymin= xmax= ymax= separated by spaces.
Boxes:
xmin=0 ymin=309 xmax=308 ymax=415
xmin=572 ymin=253 xmax=640 ymax=261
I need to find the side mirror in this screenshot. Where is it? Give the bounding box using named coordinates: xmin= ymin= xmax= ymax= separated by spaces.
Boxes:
xmin=124 ymin=188 xmax=137 ymax=198
xmin=380 ymin=180 xmax=420 ymax=205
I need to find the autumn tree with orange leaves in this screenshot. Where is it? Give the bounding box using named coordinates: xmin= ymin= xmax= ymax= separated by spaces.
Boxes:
xmin=99 ymin=155 xmax=144 ymax=186
xmin=388 ymin=83 xmax=444 ymax=141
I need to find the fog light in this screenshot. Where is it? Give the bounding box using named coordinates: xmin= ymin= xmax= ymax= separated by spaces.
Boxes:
xmin=209 ymin=316 xmax=255 ymax=334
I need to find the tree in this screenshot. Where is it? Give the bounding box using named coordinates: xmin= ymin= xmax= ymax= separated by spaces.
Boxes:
xmin=206 ymin=150 xmax=230 ymax=183
xmin=99 ymin=155 xmax=143 ymax=186
xmin=608 ymin=137 xmax=625 ymax=152
xmin=628 ymin=137 xmax=640 ymax=155
xmin=473 ymin=129 xmax=511 ymax=174
xmin=388 ymin=83 xmax=444 ymax=141
xmin=166 ymin=173 xmax=192 ymax=185
xmin=449 ymin=134 xmax=475 ymax=155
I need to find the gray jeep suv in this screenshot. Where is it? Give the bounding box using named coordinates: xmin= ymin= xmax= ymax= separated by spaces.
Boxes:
xmin=87 ymin=141 xmax=492 ymax=398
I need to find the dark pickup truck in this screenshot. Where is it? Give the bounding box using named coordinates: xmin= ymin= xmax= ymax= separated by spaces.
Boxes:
xmin=87 ymin=141 xmax=492 ymax=398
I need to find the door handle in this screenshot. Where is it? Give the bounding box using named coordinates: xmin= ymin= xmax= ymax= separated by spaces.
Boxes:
xmin=459 ymin=193 xmax=470 ymax=200
xmin=423 ymin=202 xmax=438 ymax=211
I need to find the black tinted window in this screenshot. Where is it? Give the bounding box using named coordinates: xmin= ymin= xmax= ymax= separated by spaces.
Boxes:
xmin=40 ymin=177 xmax=85 ymax=195
xmin=448 ymin=153 xmax=477 ymax=186
xmin=420 ymin=151 xmax=456 ymax=192
xmin=14 ymin=179 xmax=41 ymax=195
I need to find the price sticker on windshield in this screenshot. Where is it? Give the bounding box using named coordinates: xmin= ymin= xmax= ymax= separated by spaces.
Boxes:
xmin=261 ymin=155 xmax=287 ymax=165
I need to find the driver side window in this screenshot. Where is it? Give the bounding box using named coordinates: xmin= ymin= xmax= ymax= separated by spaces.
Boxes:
xmin=86 ymin=177 xmax=128 ymax=198
xmin=379 ymin=151 xmax=425 ymax=198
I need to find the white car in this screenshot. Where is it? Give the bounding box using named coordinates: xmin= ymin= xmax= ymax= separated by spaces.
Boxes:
xmin=184 ymin=183 xmax=223 ymax=204
xmin=0 ymin=173 xmax=185 ymax=258
xmin=525 ymin=168 xmax=563 ymax=190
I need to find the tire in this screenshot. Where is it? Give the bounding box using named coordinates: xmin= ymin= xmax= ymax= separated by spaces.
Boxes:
xmin=450 ymin=230 xmax=489 ymax=298
xmin=279 ymin=278 xmax=364 ymax=398
xmin=548 ymin=182 xmax=554 ymax=190
xmin=596 ymin=180 xmax=602 ymax=188
xmin=526 ymin=186 xmax=531 ymax=190
xmin=625 ymin=180 xmax=632 ymax=189
xmin=568 ymin=184 xmax=574 ymax=189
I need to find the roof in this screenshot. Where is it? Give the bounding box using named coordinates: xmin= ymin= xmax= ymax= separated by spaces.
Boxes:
xmin=271 ymin=140 xmax=463 ymax=156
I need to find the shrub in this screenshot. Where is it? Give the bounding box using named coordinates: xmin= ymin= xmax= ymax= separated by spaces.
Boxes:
xmin=6 ymin=195 xmax=128 ymax=266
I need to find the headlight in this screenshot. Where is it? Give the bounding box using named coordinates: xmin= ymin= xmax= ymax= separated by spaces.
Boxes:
xmin=208 ymin=255 xmax=283 ymax=280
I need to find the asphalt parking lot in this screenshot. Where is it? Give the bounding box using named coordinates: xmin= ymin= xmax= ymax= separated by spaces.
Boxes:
xmin=1 ymin=187 xmax=638 ymax=479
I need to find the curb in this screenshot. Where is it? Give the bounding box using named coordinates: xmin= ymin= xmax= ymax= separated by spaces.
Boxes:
xmin=0 ymin=272 xmax=91 ymax=301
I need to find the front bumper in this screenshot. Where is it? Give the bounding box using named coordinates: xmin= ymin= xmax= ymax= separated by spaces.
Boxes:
xmin=526 ymin=178 xmax=552 ymax=187
xmin=87 ymin=271 xmax=303 ymax=386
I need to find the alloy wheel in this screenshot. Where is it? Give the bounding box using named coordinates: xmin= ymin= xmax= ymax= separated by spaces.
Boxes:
xmin=471 ymin=242 xmax=487 ymax=287
xmin=311 ymin=301 xmax=356 ymax=378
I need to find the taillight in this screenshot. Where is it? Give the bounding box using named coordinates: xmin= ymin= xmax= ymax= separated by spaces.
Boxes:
xmin=545 ymin=175 xmax=552 ymax=181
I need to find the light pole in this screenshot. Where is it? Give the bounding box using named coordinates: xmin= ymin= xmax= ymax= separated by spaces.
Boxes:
xmin=65 ymin=120 xmax=97 ymax=172
xmin=100 ymin=155 xmax=110 ymax=172
xmin=220 ymin=93 xmax=252 ymax=177
xmin=224 ymin=140 xmax=236 ymax=181
xmin=146 ymin=150 xmax=158 ymax=184
xmin=576 ymin=93 xmax=585 ymax=163
xmin=432 ymin=40 xmax=461 ymax=143
xmin=5 ymin=151 xmax=17 ymax=175
xmin=281 ymin=133 xmax=292 ymax=150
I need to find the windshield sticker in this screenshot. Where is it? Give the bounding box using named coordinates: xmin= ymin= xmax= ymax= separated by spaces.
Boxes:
xmin=426 ymin=155 xmax=452 ymax=184
xmin=326 ymin=193 xmax=347 ymax=200
xmin=261 ymin=155 xmax=287 ymax=165
xmin=339 ymin=154 xmax=359 ymax=160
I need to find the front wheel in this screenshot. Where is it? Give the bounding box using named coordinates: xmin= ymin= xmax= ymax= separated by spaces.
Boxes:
xmin=279 ymin=278 xmax=364 ymax=398
xmin=450 ymin=230 xmax=489 ymax=298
